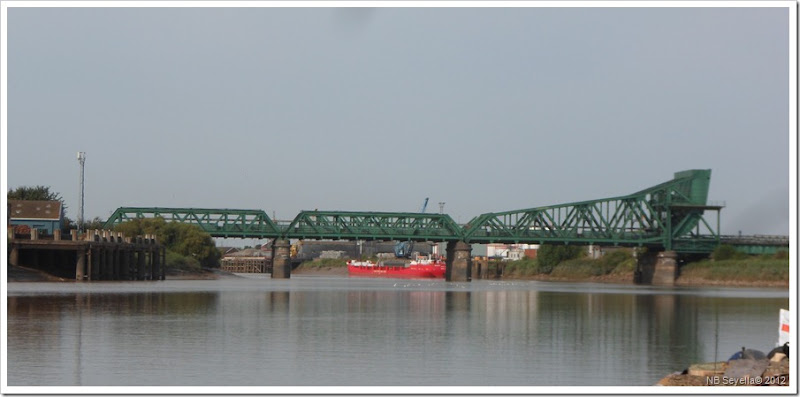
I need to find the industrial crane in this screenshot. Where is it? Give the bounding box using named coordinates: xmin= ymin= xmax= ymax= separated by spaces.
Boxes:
xmin=393 ymin=198 xmax=429 ymax=258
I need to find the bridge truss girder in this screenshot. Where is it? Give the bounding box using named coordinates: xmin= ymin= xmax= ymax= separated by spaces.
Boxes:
xmin=104 ymin=207 xmax=283 ymax=238
xmin=462 ymin=170 xmax=723 ymax=253
xmin=283 ymin=211 xmax=463 ymax=242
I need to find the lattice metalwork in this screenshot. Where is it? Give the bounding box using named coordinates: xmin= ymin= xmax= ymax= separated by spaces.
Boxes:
xmin=461 ymin=170 xmax=723 ymax=252
xmin=284 ymin=211 xmax=463 ymax=242
xmin=104 ymin=207 xmax=283 ymax=238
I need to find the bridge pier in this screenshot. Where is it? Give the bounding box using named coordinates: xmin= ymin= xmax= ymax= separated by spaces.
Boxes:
xmin=635 ymin=250 xmax=678 ymax=286
xmin=9 ymin=246 xmax=19 ymax=267
xmin=271 ymin=239 xmax=291 ymax=279
xmin=76 ymin=250 xmax=86 ymax=280
xmin=652 ymin=251 xmax=678 ymax=286
xmin=445 ymin=241 xmax=472 ymax=282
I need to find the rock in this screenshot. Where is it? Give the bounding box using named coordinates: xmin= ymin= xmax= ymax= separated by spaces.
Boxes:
xmin=723 ymin=358 xmax=769 ymax=382
xmin=770 ymin=352 xmax=786 ymax=362
xmin=688 ymin=362 xmax=727 ymax=376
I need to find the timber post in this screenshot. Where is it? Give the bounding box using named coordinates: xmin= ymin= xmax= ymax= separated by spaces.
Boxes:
xmin=137 ymin=236 xmax=146 ymax=280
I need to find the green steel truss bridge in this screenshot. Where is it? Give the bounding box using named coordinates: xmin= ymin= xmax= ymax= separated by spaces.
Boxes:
xmin=103 ymin=170 xmax=786 ymax=254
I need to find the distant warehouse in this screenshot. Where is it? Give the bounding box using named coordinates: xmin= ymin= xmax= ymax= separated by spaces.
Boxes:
xmin=8 ymin=200 xmax=63 ymax=235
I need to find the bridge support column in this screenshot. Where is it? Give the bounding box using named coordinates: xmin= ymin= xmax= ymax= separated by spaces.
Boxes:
xmin=634 ymin=250 xmax=656 ymax=285
xmin=271 ymin=239 xmax=291 ymax=279
xmin=446 ymin=241 xmax=472 ymax=282
xmin=9 ymin=245 xmax=19 ymax=267
xmin=76 ymin=249 xmax=86 ymax=281
xmin=652 ymin=251 xmax=678 ymax=286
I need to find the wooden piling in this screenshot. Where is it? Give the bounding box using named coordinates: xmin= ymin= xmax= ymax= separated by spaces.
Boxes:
xmin=137 ymin=237 xmax=146 ymax=280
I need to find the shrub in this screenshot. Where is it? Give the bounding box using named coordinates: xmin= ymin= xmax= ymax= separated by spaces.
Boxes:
xmin=503 ymin=258 xmax=542 ymax=276
xmin=114 ymin=218 xmax=220 ymax=268
xmin=712 ymin=244 xmax=740 ymax=261
xmin=537 ymin=244 xmax=584 ymax=274
xmin=165 ymin=250 xmax=201 ymax=271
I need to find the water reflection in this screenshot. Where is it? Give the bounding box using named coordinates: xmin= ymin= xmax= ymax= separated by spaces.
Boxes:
xmin=6 ymin=279 xmax=788 ymax=386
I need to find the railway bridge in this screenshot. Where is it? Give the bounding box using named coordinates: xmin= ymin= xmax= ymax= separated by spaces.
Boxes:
xmin=103 ymin=169 xmax=788 ymax=284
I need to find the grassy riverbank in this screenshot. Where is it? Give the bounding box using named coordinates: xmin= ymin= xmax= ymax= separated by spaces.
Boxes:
xmin=676 ymin=257 xmax=789 ymax=288
xmin=496 ymin=251 xmax=788 ymax=288
xmin=500 ymin=250 xmax=636 ymax=280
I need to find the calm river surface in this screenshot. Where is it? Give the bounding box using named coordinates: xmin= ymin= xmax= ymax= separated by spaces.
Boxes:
xmin=6 ymin=274 xmax=789 ymax=388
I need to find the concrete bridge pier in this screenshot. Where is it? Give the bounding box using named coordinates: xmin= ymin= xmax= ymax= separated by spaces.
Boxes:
xmin=8 ymin=227 xmax=18 ymax=266
xmin=445 ymin=241 xmax=472 ymax=282
xmin=652 ymin=251 xmax=678 ymax=286
xmin=635 ymin=250 xmax=678 ymax=285
xmin=271 ymin=239 xmax=291 ymax=279
xmin=76 ymin=250 xmax=86 ymax=280
xmin=9 ymin=246 xmax=19 ymax=267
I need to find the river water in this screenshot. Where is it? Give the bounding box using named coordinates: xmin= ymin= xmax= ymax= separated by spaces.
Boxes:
xmin=5 ymin=274 xmax=789 ymax=390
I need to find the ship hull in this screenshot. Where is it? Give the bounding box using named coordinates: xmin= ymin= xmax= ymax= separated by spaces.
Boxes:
xmin=347 ymin=260 xmax=446 ymax=279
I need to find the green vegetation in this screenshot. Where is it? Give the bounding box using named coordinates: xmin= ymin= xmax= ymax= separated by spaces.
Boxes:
xmin=680 ymin=254 xmax=789 ymax=283
xmin=549 ymin=250 xmax=635 ymax=279
xmin=497 ymin=245 xmax=787 ymax=285
xmin=501 ymin=258 xmax=549 ymax=277
xmin=536 ymin=244 xmax=584 ymax=274
xmin=7 ymin=185 xmax=65 ymax=203
xmin=498 ymin=248 xmax=636 ymax=279
xmin=296 ymin=258 xmax=348 ymax=270
xmin=711 ymin=244 xmax=748 ymax=261
xmin=113 ymin=218 xmax=221 ymax=270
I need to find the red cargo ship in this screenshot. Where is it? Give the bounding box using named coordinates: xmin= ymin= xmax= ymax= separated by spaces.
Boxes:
xmin=347 ymin=257 xmax=446 ymax=279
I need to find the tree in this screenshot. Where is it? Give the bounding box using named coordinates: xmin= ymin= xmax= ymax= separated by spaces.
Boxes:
xmin=114 ymin=218 xmax=221 ymax=268
xmin=711 ymin=244 xmax=747 ymax=261
xmin=537 ymin=244 xmax=584 ymax=274
xmin=7 ymin=185 xmax=64 ymax=202
xmin=8 ymin=185 xmax=68 ymax=231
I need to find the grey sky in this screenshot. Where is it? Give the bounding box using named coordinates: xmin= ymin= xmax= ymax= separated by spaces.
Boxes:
xmin=5 ymin=4 xmax=793 ymax=236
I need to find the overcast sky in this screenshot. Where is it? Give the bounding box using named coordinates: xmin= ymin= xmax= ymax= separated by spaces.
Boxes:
xmin=4 ymin=4 xmax=793 ymax=237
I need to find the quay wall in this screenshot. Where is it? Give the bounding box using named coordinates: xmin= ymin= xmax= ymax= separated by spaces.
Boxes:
xmin=8 ymin=227 xmax=165 ymax=281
